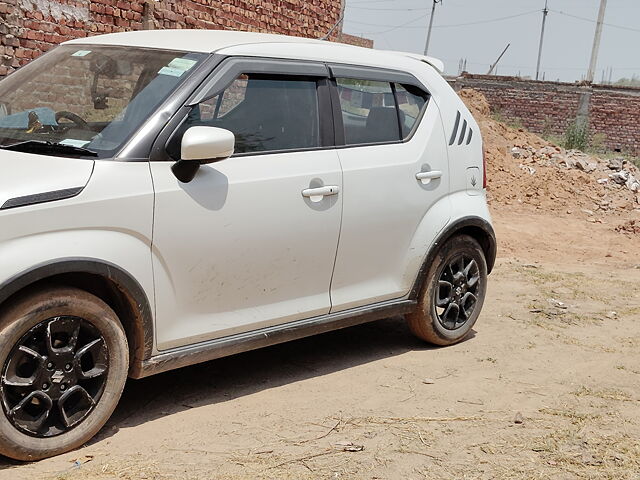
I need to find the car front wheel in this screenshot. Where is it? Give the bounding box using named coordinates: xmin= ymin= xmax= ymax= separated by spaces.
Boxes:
xmin=407 ymin=234 xmax=488 ymax=346
xmin=0 ymin=287 xmax=128 ymax=461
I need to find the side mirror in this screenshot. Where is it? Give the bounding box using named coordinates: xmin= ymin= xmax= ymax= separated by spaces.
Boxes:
xmin=172 ymin=126 xmax=235 ymax=183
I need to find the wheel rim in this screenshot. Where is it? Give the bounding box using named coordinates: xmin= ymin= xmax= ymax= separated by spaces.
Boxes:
xmin=1 ymin=316 xmax=109 ymax=437
xmin=434 ymin=254 xmax=481 ymax=330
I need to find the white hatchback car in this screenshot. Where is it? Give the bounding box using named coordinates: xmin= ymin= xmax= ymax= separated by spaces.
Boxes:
xmin=0 ymin=30 xmax=495 ymax=460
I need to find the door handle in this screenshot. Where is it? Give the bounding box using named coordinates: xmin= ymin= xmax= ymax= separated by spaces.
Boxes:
xmin=301 ymin=185 xmax=340 ymax=200
xmin=416 ymin=170 xmax=443 ymax=184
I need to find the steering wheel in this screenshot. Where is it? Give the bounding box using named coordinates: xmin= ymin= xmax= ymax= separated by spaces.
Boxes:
xmin=55 ymin=111 xmax=89 ymax=130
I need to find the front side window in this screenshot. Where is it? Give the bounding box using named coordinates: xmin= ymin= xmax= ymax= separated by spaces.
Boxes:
xmin=172 ymin=73 xmax=320 ymax=156
xmin=0 ymin=45 xmax=207 ymax=159
xmin=336 ymin=78 xmax=399 ymax=145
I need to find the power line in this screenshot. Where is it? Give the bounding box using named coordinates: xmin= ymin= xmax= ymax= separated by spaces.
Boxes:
xmin=345 ymin=5 xmax=640 ymax=35
xmin=347 ymin=5 xmax=428 ymax=11
xmin=347 ymin=9 xmax=540 ymax=32
xmin=435 ymin=9 xmax=540 ymax=27
xmin=439 ymin=56 xmax=640 ymax=72
xmin=348 ymin=0 xmax=416 ymax=4
xmin=348 ymin=13 xmax=429 ymax=34
xmin=549 ymin=8 xmax=640 ymax=33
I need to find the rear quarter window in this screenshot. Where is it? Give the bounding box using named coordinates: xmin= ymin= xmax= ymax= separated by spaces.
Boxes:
xmin=335 ymin=77 xmax=430 ymax=146
xmin=394 ymin=83 xmax=429 ymax=138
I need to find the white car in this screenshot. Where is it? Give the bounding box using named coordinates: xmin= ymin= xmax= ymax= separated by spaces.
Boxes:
xmin=0 ymin=30 xmax=495 ymax=460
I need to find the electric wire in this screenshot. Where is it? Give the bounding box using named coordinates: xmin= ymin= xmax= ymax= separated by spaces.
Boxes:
xmin=347 ymin=9 xmax=541 ymax=33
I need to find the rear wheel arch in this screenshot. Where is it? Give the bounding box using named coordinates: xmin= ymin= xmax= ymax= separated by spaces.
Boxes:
xmin=0 ymin=259 xmax=153 ymax=378
xmin=410 ymin=216 xmax=496 ymax=300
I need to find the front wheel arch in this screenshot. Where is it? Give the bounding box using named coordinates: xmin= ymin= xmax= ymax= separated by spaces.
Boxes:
xmin=0 ymin=259 xmax=153 ymax=378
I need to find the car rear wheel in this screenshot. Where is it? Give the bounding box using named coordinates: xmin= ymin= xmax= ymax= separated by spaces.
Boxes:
xmin=407 ymin=235 xmax=488 ymax=346
xmin=0 ymin=287 xmax=128 ymax=461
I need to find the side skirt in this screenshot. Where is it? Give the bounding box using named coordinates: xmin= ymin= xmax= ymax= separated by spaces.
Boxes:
xmin=136 ymin=299 xmax=416 ymax=378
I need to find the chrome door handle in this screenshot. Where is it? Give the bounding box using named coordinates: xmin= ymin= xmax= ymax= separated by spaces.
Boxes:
xmin=416 ymin=170 xmax=443 ymax=184
xmin=301 ymin=185 xmax=340 ymax=199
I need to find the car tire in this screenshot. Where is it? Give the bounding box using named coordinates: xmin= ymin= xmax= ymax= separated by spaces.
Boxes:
xmin=407 ymin=235 xmax=488 ymax=346
xmin=0 ymin=287 xmax=128 ymax=461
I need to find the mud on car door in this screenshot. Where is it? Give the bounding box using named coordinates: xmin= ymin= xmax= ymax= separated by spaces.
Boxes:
xmin=149 ymin=58 xmax=344 ymax=350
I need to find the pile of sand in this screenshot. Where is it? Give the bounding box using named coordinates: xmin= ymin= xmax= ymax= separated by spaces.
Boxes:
xmin=458 ymin=89 xmax=640 ymax=229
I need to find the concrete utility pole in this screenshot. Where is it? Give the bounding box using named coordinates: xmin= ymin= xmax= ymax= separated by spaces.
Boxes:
xmin=423 ymin=0 xmax=443 ymax=56
xmin=586 ymin=0 xmax=608 ymax=83
xmin=535 ymin=0 xmax=549 ymax=81
xmin=576 ymin=0 xmax=607 ymax=128
xmin=487 ymin=43 xmax=510 ymax=75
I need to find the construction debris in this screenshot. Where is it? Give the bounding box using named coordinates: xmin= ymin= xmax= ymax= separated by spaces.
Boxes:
xmin=458 ymin=89 xmax=640 ymax=230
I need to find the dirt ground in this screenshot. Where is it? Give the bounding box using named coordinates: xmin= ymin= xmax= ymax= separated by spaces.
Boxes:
xmin=1 ymin=206 xmax=639 ymax=480
xmin=3 ymin=90 xmax=640 ymax=479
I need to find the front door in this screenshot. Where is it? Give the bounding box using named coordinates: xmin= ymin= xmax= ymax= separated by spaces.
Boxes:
xmin=150 ymin=68 xmax=342 ymax=350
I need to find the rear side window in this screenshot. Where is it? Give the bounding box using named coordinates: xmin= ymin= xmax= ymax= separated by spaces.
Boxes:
xmin=394 ymin=83 xmax=429 ymax=138
xmin=336 ymin=78 xmax=400 ymax=145
xmin=172 ymin=73 xmax=320 ymax=156
xmin=335 ymin=78 xmax=430 ymax=145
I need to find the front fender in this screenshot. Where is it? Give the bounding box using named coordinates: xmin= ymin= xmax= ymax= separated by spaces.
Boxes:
xmin=0 ymin=161 xmax=156 ymax=361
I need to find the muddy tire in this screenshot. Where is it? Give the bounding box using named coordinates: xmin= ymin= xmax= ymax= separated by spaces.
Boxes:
xmin=407 ymin=235 xmax=487 ymax=346
xmin=0 ymin=287 xmax=128 ymax=461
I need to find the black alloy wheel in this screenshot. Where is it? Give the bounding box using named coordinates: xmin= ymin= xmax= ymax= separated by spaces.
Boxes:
xmin=0 ymin=287 xmax=128 ymax=461
xmin=406 ymin=234 xmax=488 ymax=346
xmin=1 ymin=316 xmax=109 ymax=438
xmin=434 ymin=254 xmax=481 ymax=330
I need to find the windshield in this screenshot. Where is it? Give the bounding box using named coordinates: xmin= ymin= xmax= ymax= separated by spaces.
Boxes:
xmin=0 ymin=45 xmax=207 ymax=159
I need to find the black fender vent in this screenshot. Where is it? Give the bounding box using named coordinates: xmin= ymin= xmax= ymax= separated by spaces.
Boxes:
xmin=449 ymin=110 xmax=474 ymax=146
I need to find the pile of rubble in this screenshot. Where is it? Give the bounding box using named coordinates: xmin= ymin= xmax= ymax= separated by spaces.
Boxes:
xmin=510 ymin=146 xmax=640 ymax=200
xmin=457 ymin=88 xmax=640 ymax=230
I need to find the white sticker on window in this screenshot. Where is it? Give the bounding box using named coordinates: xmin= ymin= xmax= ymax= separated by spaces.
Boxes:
xmin=168 ymin=58 xmax=197 ymax=71
xmin=158 ymin=57 xmax=197 ymax=77
xmin=158 ymin=66 xmax=185 ymax=77
xmin=59 ymin=138 xmax=90 ymax=148
xmin=72 ymin=50 xmax=91 ymax=57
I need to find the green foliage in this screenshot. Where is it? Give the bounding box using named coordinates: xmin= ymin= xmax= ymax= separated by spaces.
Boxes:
xmin=564 ymin=120 xmax=589 ymax=151
xmin=588 ymin=132 xmax=607 ymax=153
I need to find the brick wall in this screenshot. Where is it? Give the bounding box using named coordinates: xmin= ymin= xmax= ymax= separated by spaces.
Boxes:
xmin=0 ymin=0 xmax=371 ymax=78
xmin=339 ymin=32 xmax=372 ymax=49
xmin=452 ymin=74 xmax=640 ymax=155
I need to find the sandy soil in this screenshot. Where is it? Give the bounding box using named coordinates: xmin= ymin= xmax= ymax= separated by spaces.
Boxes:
xmin=3 ymin=90 xmax=639 ymax=479
xmin=1 ymin=207 xmax=639 ymax=480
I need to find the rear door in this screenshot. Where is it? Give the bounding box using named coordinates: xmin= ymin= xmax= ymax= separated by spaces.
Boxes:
xmin=328 ymin=66 xmax=451 ymax=312
xmin=150 ymin=59 xmax=343 ymax=350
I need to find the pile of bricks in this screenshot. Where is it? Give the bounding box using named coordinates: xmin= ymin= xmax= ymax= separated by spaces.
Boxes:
xmin=0 ymin=0 xmax=372 ymax=77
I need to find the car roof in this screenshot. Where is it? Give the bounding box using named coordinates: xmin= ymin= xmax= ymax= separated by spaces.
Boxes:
xmin=63 ymin=30 xmax=444 ymax=73
xmin=64 ymin=30 xmax=326 ymax=53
